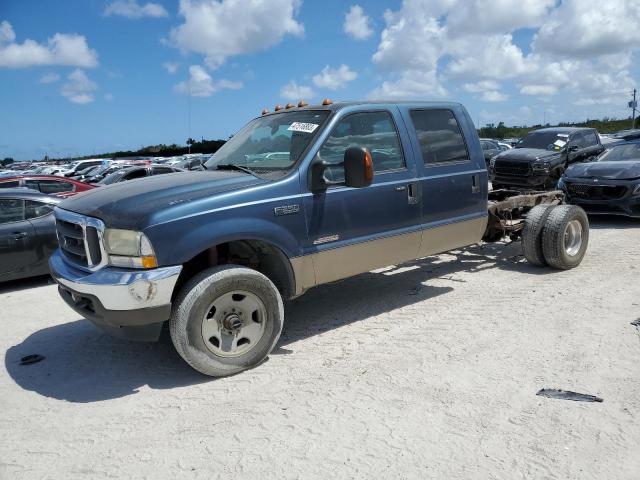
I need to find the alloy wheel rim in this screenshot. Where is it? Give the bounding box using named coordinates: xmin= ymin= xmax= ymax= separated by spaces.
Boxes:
xmin=563 ymin=219 xmax=583 ymax=256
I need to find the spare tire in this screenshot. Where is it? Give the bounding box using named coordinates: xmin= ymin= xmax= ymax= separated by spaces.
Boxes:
xmin=542 ymin=205 xmax=589 ymax=270
xmin=522 ymin=204 xmax=555 ymax=266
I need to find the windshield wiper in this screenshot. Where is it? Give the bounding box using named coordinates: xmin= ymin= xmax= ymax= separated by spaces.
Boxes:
xmin=215 ymin=163 xmax=258 ymax=176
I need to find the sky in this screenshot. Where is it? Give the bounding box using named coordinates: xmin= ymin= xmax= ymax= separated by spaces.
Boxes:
xmin=1 ymin=0 xmax=639 ymax=160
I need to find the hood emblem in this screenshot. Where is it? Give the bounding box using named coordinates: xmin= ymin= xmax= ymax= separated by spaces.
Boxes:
xmin=593 ymin=178 xmax=598 ymax=183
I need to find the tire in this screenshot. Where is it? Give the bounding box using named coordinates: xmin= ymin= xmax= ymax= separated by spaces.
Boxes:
xmin=170 ymin=265 xmax=284 ymax=377
xmin=522 ymin=204 xmax=555 ymax=266
xmin=541 ymin=205 xmax=589 ymax=270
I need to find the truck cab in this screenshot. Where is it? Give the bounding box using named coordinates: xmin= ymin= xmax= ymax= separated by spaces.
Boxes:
xmin=50 ymin=100 xmax=586 ymax=377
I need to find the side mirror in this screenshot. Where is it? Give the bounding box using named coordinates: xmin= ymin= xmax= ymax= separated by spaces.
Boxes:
xmin=309 ymin=147 xmax=374 ymax=192
xmin=568 ymin=145 xmax=579 ymax=152
xmin=344 ymin=147 xmax=374 ymax=188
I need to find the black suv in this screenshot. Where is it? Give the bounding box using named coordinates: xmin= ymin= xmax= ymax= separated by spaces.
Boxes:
xmin=490 ymin=127 xmax=604 ymax=189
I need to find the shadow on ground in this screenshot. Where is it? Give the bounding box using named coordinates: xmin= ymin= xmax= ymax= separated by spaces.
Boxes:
xmin=587 ymin=214 xmax=640 ymax=230
xmin=4 ymin=239 xmax=562 ymax=403
xmin=0 ymin=275 xmax=53 ymax=294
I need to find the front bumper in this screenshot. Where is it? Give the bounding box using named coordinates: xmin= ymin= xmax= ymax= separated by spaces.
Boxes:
xmin=562 ymin=181 xmax=640 ymax=218
xmin=50 ymin=250 xmax=182 ymax=341
xmin=491 ymin=172 xmax=553 ymax=188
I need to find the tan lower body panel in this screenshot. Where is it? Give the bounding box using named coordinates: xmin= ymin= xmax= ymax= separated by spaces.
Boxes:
xmin=290 ymin=216 xmax=488 ymax=294
xmin=417 ymin=216 xmax=488 ymax=258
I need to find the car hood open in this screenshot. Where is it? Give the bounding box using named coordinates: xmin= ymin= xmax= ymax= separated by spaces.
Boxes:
xmin=565 ymin=161 xmax=640 ymax=181
xmin=58 ymin=171 xmax=266 ymax=229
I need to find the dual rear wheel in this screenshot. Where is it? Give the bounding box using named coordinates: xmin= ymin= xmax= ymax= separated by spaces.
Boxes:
xmin=522 ymin=204 xmax=589 ymax=269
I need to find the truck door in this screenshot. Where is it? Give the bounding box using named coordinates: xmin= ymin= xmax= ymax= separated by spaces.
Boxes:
xmin=398 ymin=106 xmax=488 ymax=258
xmin=302 ymin=108 xmax=422 ymax=284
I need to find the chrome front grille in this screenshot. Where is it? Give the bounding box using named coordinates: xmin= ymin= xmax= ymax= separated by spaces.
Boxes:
xmin=566 ymin=183 xmax=628 ymax=200
xmin=54 ymin=208 xmax=107 ymax=271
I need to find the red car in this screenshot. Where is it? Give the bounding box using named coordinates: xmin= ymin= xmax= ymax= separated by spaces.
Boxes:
xmin=0 ymin=175 xmax=97 ymax=197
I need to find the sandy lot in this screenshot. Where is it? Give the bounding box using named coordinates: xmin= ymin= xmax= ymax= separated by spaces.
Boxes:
xmin=1 ymin=216 xmax=639 ymax=479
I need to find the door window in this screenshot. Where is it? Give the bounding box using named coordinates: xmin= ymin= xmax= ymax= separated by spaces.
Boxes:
xmin=0 ymin=181 xmax=19 ymax=188
xmin=0 ymin=199 xmax=25 ymax=224
xmin=25 ymin=200 xmax=54 ymax=219
xmin=30 ymin=180 xmax=74 ymax=194
xmin=409 ymin=109 xmax=469 ymax=164
xmin=151 ymin=167 xmax=175 ymax=175
xmin=123 ymin=169 xmax=148 ymax=180
xmin=583 ymin=131 xmax=599 ymax=147
xmin=317 ymin=111 xmax=404 ymax=182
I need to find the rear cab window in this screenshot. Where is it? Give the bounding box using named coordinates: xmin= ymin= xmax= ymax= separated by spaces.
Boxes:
xmin=409 ymin=109 xmax=470 ymax=165
xmin=0 ymin=180 xmax=20 ymax=188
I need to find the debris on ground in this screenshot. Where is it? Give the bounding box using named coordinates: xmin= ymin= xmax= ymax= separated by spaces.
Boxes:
xmin=536 ymin=388 xmax=603 ymax=402
xmin=631 ymin=318 xmax=640 ymax=327
xmin=19 ymin=354 xmax=45 ymax=365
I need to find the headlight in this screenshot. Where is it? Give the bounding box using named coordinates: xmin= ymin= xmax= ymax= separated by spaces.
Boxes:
xmin=532 ymin=162 xmax=551 ymax=172
xmin=104 ymin=229 xmax=158 ymax=269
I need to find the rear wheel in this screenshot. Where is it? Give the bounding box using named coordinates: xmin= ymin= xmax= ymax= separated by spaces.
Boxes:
xmin=522 ymin=204 xmax=554 ymax=266
xmin=170 ymin=265 xmax=284 ymax=377
xmin=542 ymin=205 xmax=589 ymax=270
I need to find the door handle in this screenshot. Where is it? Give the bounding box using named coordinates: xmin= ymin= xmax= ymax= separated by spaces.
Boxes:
xmin=11 ymin=232 xmax=27 ymax=240
xmin=395 ymin=185 xmax=407 ymax=192
xmin=471 ymin=174 xmax=480 ymax=194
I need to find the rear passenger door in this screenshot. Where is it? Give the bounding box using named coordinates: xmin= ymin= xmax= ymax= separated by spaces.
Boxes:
xmin=399 ymin=107 xmax=488 ymax=258
xmin=303 ymin=108 xmax=422 ymax=284
xmin=0 ymin=199 xmax=37 ymax=276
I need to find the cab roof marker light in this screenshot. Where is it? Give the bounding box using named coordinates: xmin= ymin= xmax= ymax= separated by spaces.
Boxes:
xmin=298 ymin=100 xmax=308 ymax=107
xmin=285 ymin=103 xmax=295 ymax=109
xmin=274 ymin=105 xmax=283 ymax=111
xmin=261 ymin=108 xmax=270 ymax=115
xmin=322 ymin=98 xmax=333 ymax=106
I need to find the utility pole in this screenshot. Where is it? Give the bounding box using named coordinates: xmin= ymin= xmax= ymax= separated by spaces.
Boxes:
xmin=631 ymin=89 xmax=637 ymax=129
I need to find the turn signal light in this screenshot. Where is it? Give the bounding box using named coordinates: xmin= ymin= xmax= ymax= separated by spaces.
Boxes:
xmin=141 ymin=255 xmax=158 ymax=269
xmin=322 ymin=98 xmax=333 ymax=105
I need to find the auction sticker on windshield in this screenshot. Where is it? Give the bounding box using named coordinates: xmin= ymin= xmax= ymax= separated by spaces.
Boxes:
xmin=288 ymin=122 xmax=319 ymax=133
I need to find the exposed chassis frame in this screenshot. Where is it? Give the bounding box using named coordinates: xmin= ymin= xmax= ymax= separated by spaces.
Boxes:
xmin=484 ymin=189 xmax=565 ymax=242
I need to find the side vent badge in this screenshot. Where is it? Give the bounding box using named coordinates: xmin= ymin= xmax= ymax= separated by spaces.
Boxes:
xmin=274 ymin=204 xmax=300 ymax=216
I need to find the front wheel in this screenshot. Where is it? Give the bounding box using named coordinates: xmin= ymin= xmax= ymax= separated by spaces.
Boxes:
xmin=170 ymin=265 xmax=284 ymax=377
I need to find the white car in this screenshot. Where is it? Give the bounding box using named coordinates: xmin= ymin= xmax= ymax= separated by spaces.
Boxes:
xmin=58 ymin=159 xmax=107 ymax=177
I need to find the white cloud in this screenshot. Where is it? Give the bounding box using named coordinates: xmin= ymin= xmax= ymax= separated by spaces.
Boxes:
xmin=39 ymin=72 xmax=60 ymax=83
xmin=104 ymin=93 xmax=114 ymax=101
xmin=0 ymin=20 xmax=15 ymax=43
xmin=480 ymin=90 xmax=508 ymax=102
xmin=344 ymin=5 xmax=373 ymax=40
xmin=280 ymin=80 xmax=314 ymax=100
xmin=104 ymin=0 xmax=169 ymax=19
xmin=162 ymin=61 xmax=179 ymax=74
xmin=174 ymin=65 xmax=242 ymax=97
xmin=534 ymin=0 xmax=640 ymax=57
xmin=0 ymin=22 xmax=98 ymax=69
xmin=368 ymin=0 xmax=638 ymax=117
xmin=60 ymin=69 xmax=97 ymax=104
xmin=312 ymin=64 xmax=357 ymax=90
xmin=170 ymin=0 xmax=303 ymax=69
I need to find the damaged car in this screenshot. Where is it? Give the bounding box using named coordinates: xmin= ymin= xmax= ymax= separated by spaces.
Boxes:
xmin=559 ymin=140 xmax=640 ymax=218
xmin=490 ymin=127 xmax=604 ymax=190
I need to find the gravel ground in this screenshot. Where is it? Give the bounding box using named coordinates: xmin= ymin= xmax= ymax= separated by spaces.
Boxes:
xmin=1 ymin=216 xmax=639 ymax=479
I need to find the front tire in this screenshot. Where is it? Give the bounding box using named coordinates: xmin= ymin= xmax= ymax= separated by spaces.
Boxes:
xmin=170 ymin=265 xmax=284 ymax=377
xmin=541 ymin=205 xmax=589 ymax=270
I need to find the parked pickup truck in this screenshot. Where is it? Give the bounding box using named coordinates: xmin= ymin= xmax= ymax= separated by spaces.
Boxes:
xmin=50 ymin=100 xmax=590 ymax=376
xmin=490 ymin=127 xmax=604 ymax=190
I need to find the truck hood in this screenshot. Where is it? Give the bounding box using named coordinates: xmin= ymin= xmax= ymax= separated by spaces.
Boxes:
xmin=565 ymin=161 xmax=640 ymax=181
xmin=59 ymin=170 xmax=267 ymax=229
xmin=496 ymin=148 xmax=561 ymax=163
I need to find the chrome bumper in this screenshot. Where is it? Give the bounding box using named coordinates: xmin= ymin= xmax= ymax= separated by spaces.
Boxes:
xmin=49 ymin=249 xmax=182 ymax=311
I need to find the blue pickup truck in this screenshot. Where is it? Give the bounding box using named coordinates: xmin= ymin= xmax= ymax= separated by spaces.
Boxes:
xmin=50 ymin=100 xmax=590 ymax=376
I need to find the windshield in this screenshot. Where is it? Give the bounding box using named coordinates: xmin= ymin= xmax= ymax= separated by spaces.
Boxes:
xmin=204 ymin=110 xmax=331 ymax=174
xmin=99 ymin=169 xmax=130 ymax=185
xmin=517 ymin=131 xmax=569 ymax=151
xmin=598 ymin=143 xmax=640 ymax=162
